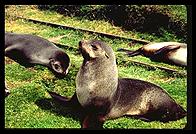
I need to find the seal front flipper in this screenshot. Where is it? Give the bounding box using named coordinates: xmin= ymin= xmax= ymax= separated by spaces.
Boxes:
xmin=47 ymin=90 xmax=81 ymax=108
xmin=82 ymin=114 xmax=105 ymax=129
xmin=47 ymin=90 xmax=70 ymax=102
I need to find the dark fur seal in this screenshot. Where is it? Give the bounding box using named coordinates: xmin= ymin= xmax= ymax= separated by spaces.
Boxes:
xmin=118 ymin=42 xmax=187 ymax=66
xmin=48 ymin=40 xmax=186 ymax=129
xmin=5 ymin=32 xmax=70 ymax=76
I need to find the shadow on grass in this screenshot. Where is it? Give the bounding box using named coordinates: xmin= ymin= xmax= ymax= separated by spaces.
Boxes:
xmin=35 ymin=97 xmax=85 ymax=125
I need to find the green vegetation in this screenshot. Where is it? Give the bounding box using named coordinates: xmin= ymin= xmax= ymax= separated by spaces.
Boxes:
xmin=5 ymin=5 xmax=187 ymax=129
xmin=36 ymin=5 xmax=187 ymax=42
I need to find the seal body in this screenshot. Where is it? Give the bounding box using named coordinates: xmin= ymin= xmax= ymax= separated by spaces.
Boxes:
xmin=105 ymin=78 xmax=186 ymax=122
xmin=118 ymin=42 xmax=187 ymax=66
xmin=5 ymin=32 xmax=70 ymax=76
xmin=48 ymin=40 xmax=186 ymax=128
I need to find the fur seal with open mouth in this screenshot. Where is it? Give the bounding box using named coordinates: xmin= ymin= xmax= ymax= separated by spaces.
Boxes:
xmin=48 ymin=40 xmax=186 ymax=129
xmin=118 ymin=42 xmax=187 ymax=66
xmin=5 ymin=32 xmax=70 ymax=77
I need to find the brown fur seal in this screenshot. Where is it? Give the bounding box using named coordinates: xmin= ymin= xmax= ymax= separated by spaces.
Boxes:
xmin=76 ymin=40 xmax=118 ymax=110
xmin=48 ymin=40 xmax=186 ymax=129
xmin=5 ymin=32 xmax=70 ymax=77
xmin=118 ymin=42 xmax=187 ymax=66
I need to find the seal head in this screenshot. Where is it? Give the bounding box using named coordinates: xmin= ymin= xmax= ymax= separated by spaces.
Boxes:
xmin=49 ymin=50 xmax=70 ymax=76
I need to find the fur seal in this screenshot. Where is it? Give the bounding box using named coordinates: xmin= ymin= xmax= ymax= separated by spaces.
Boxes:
xmin=76 ymin=40 xmax=118 ymax=109
xmin=118 ymin=42 xmax=187 ymax=66
xmin=5 ymin=32 xmax=70 ymax=77
xmin=48 ymin=40 xmax=186 ymax=129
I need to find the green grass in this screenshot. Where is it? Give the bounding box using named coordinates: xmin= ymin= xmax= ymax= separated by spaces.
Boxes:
xmin=5 ymin=5 xmax=186 ymax=42
xmin=5 ymin=6 xmax=187 ymax=129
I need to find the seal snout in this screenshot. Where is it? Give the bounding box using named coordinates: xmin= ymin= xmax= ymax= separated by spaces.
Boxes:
xmin=78 ymin=40 xmax=93 ymax=60
xmin=79 ymin=40 xmax=84 ymax=47
xmin=79 ymin=40 xmax=85 ymax=52
xmin=79 ymin=40 xmax=88 ymax=48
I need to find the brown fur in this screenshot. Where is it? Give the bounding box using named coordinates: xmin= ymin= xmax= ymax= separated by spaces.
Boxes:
xmin=118 ymin=42 xmax=187 ymax=66
xmin=48 ymin=40 xmax=186 ymax=129
xmin=76 ymin=40 xmax=118 ymax=109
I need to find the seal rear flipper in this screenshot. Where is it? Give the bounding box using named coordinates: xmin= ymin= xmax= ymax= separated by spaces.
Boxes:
xmin=117 ymin=48 xmax=141 ymax=57
xmin=132 ymin=104 xmax=186 ymax=122
xmin=164 ymin=103 xmax=187 ymax=122
xmin=117 ymin=48 xmax=134 ymax=53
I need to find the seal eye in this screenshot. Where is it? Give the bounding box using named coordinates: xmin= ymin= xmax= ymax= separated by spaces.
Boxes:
xmin=91 ymin=44 xmax=98 ymax=50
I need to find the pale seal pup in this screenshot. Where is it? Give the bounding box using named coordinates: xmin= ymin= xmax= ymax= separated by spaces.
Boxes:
xmin=118 ymin=42 xmax=187 ymax=66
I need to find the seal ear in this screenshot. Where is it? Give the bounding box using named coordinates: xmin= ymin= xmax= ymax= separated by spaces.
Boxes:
xmin=50 ymin=59 xmax=63 ymax=73
xmin=105 ymin=52 xmax=109 ymax=59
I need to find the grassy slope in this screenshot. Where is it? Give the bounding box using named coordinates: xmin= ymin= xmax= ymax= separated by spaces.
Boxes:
xmin=5 ymin=6 xmax=187 ymax=129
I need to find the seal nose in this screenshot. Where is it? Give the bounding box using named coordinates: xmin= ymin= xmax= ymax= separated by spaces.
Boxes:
xmin=79 ymin=40 xmax=87 ymax=48
xmin=79 ymin=41 xmax=84 ymax=47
